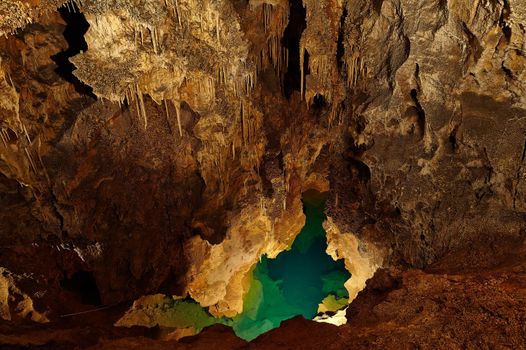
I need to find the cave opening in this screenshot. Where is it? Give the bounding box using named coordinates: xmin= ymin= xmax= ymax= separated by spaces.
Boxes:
xmin=51 ymin=4 xmax=96 ymax=98
xmin=282 ymin=0 xmax=307 ymax=98
xmin=60 ymin=271 xmax=102 ymax=306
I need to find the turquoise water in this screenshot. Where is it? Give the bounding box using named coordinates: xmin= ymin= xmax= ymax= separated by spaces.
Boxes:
xmin=151 ymin=192 xmax=350 ymax=340
xmin=231 ymin=192 xmax=350 ymax=340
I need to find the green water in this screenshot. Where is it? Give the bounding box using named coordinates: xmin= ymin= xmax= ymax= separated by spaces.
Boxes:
xmin=230 ymin=192 xmax=350 ymax=340
xmin=157 ymin=192 xmax=350 ymax=340
xmin=160 ymin=298 xmax=229 ymax=331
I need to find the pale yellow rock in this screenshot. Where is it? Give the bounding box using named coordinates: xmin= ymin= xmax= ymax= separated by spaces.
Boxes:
xmin=0 ymin=268 xmax=49 ymax=323
xmin=324 ymin=217 xmax=383 ymax=303
xmin=162 ymin=327 xmax=197 ymax=341
xmin=0 ymin=0 xmax=69 ymax=36
xmin=313 ymin=308 xmax=348 ymax=326
xmin=115 ymin=294 xmax=170 ymax=328
xmin=184 ymin=206 xmax=273 ymax=317
xmin=317 ymin=295 xmax=348 ymax=313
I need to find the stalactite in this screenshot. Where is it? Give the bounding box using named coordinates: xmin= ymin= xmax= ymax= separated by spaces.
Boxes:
xmin=247 ymin=104 xmax=251 ymax=145
xmin=37 ymin=136 xmax=50 ymax=184
xmin=345 ymin=51 xmax=365 ymax=88
xmin=0 ymin=129 xmax=8 ymax=148
xmin=264 ymin=4 xmax=272 ymax=32
xmin=124 ymin=90 xmax=130 ymax=111
xmin=300 ymin=45 xmax=305 ymax=100
xmin=150 ymin=27 xmax=158 ymax=54
xmin=210 ymin=76 xmax=216 ymax=100
xmin=22 ymin=124 xmax=31 ymax=144
xmin=131 ymin=89 xmax=141 ymax=126
xmin=164 ymin=99 xmax=170 ymax=120
xmin=165 ymin=0 xmax=176 ymax=19
xmin=216 ymin=12 xmax=220 ymax=45
xmin=175 ymin=101 xmax=182 ymax=137
xmin=247 ymin=115 xmax=251 ymax=145
xmin=245 ymin=75 xmax=249 ymax=95
xmin=24 ymin=147 xmax=37 ymax=174
xmin=252 ymin=2 xmax=289 ymax=78
xmin=219 ymin=65 xmax=224 ymax=86
xmin=243 ymin=178 xmax=247 ymax=196
xmin=240 ymin=101 xmax=246 ymax=146
xmin=71 ymin=0 xmax=83 ymax=9
xmin=327 ymin=103 xmax=341 ymax=128
xmin=164 ymin=98 xmax=175 ymax=137
xmin=173 ymin=0 xmax=182 ymax=28
xmin=202 ymin=77 xmax=215 ymax=101
xmin=136 ymin=85 xmax=147 ymax=129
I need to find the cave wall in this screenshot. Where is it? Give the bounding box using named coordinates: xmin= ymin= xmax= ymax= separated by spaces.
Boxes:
xmin=0 ymin=0 xmax=525 ymax=324
xmin=328 ymin=0 xmax=526 ymax=270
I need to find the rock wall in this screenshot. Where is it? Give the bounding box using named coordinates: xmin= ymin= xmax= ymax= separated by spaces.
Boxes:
xmin=0 ymin=0 xmax=525 ymax=339
xmin=329 ymin=0 xmax=526 ymax=270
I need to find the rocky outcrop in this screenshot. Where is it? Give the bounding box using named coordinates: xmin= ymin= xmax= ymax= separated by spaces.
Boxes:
xmin=0 ymin=268 xmax=49 ymax=323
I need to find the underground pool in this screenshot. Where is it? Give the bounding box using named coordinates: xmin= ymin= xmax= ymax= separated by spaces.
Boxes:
xmin=230 ymin=191 xmax=351 ymax=340
xmin=126 ymin=191 xmax=351 ymax=341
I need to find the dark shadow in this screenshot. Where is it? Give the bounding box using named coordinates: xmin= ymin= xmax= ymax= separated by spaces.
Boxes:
xmin=51 ymin=4 xmax=96 ymax=98
xmin=410 ymin=89 xmax=426 ymax=137
xmin=312 ymin=93 xmax=327 ymax=110
xmin=282 ymin=0 xmax=307 ymax=98
xmin=336 ymin=7 xmax=348 ymax=70
xmin=61 ymin=271 xmax=102 ymax=306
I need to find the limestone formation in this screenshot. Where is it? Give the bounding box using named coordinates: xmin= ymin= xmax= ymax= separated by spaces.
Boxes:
xmin=0 ymin=0 xmax=525 ymax=348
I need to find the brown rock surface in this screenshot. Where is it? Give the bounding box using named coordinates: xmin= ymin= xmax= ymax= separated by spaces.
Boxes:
xmin=0 ymin=0 xmax=525 ymax=348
